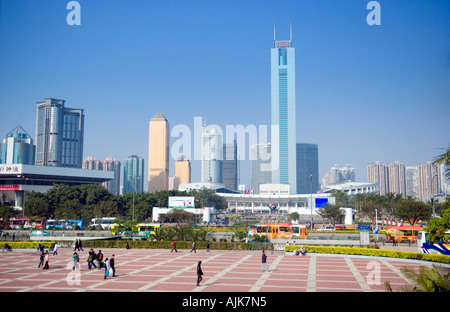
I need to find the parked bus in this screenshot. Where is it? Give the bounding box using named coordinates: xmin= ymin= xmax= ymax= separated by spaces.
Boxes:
xmin=111 ymin=223 xmax=162 ymax=240
xmin=385 ymin=225 xmax=423 ymax=242
xmin=417 ymin=230 xmax=450 ymax=255
xmin=89 ymin=217 xmax=116 ymax=230
xmin=46 ymin=219 xmax=83 ymax=230
xmin=248 ymin=223 xmax=307 ymax=240
xmin=9 ymin=218 xmax=43 ymax=230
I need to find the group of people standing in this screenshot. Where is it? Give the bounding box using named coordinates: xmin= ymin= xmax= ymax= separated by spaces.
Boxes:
xmin=71 ymin=248 xmax=116 ymax=279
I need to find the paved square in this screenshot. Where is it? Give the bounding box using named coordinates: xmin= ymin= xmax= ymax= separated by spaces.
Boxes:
xmin=0 ymin=247 xmax=436 ymax=292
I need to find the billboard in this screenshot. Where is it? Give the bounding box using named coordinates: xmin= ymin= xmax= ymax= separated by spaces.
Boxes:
xmin=168 ymin=196 xmax=195 ymax=209
xmin=315 ymin=198 xmax=328 ymax=208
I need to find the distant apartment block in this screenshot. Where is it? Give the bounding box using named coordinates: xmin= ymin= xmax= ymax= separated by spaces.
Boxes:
xmin=83 ymin=156 xmax=121 ymax=195
xmin=367 ymin=161 xmax=406 ymax=198
xmin=417 ymin=161 xmax=443 ymax=202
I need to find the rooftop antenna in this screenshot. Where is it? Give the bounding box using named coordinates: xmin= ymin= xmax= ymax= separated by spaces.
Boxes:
xmin=273 ymin=21 xmax=276 ymax=41
xmin=290 ymin=20 xmax=292 ymax=41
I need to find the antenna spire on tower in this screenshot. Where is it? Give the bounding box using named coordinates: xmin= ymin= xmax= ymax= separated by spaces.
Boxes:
xmin=290 ymin=20 xmax=292 ymax=41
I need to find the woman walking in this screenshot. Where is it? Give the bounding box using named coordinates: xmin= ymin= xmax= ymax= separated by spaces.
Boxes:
xmin=72 ymin=252 xmax=79 ymax=270
xmin=104 ymin=258 xmax=109 ymax=279
xmin=42 ymin=250 xmax=50 ymax=270
xmin=196 ymin=261 xmax=203 ymax=286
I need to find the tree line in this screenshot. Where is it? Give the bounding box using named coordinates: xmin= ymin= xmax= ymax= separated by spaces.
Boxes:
xmin=312 ymin=190 xmax=448 ymax=227
xmin=0 ymin=184 xmax=227 ymax=229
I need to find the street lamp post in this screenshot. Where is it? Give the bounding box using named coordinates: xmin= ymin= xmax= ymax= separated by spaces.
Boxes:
xmin=310 ymin=174 xmax=313 ymax=230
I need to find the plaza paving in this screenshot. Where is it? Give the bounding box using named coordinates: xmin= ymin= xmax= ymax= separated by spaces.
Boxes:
xmin=0 ymin=247 xmax=443 ymax=293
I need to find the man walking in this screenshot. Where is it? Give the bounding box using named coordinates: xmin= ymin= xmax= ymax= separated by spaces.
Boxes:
xmin=261 ymin=250 xmax=270 ymax=272
xmin=109 ymin=254 xmax=116 ymax=277
xmin=171 ymin=240 xmax=178 ymax=253
xmin=190 ymin=241 xmax=197 ymax=253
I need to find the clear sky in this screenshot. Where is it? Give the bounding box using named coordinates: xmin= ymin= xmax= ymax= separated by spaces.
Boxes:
xmin=0 ymin=0 xmax=449 ymax=191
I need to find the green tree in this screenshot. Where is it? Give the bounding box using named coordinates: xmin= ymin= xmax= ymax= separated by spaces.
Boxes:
xmin=330 ymin=190 xmax=348 ymax=207
xmin=165 ymin=209 xmax=195 ymax=223
xmin=92 ymin=201 xmax=119 ymax=219
xmin=24 ymin=192 xmax=50 ymax=219
xmin=0 ymin=205 xmax=16 ymax=228
xmin=288 ymin=212 xmax=300 ymax=223
xmin=426 ymin=203 xmax=450 ymax=244
xmin=317 ymin=203 xmax=344 ymax=225
xmin=392 ymin=198 xmax=432 ymax=225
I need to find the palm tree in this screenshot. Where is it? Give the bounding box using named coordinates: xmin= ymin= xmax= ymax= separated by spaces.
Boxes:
xmin=385 ymin=264 xmax=450 ymax=292
xmin=433 ymin=145 xmax=450 ymax=178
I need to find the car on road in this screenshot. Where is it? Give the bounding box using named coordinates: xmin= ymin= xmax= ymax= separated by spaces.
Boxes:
xmin=30 ymin=230 xmax=51 ymax=236
xmin=317 ymin=225 xmax=336 ymax=231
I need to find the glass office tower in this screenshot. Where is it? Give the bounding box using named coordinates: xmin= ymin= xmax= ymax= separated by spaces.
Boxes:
xmin=201 ymin=126 xmax=223 ymax=184
xmin=123 ymin=155 xmax=144 ymax=194
xmin=35 ymin=98 xmax=84 ymax=168
xmin=271 ymin=35 xmax=297 ymax=194
xmin=0 ymin=125 xmax=35 ymax=164
xmin=296 ymin=143 xmax=319 ymax=194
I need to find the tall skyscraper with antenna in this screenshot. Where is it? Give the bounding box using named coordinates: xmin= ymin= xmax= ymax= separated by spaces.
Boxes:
xmin=271 ymin=23 xmax=297 ymax=194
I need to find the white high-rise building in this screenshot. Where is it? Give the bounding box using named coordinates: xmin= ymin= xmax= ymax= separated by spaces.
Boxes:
xmin=271 ymin=26 xmax=297 ymax=194
xmin=201 ymin=125 xmax=223 ymax=184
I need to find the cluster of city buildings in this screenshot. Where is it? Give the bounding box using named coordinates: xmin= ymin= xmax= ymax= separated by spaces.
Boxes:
xmin=0 ymin=29 xmax=447 ymax=219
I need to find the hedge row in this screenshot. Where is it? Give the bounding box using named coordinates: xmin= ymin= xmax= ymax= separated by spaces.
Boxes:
xmin=81 ymin=240 xmax=271 ymax=251
xmin=2 ymin=242 xmax=55 ymax=249
xmin=284 ymin=245 xmax=450 ymax=264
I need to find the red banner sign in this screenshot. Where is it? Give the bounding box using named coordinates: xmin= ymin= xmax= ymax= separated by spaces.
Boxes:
xmin=0 ymin=185 xmax=20 ymax=191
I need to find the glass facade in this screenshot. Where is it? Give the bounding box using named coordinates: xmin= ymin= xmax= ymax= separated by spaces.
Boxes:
xmin=296 ymin=143 xmax=319 ymax=194
xmin=123 ymin=155 xmax=144 ymax=194
xmin=35 ymin=98 xmax=84 ymax=168
xmin=0 ymin=126 xmax=35 ymax=165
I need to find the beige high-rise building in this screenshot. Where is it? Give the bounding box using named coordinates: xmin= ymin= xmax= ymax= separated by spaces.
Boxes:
xmin=174 ymin=155 xmax=191 ymax=191
xmin=148 ymin=112 xmax=169 ymax=193
xmin=417 ymin=161 xmax=442 ymax=202
xmin=367 ymin=161 xmax=406 ymax=198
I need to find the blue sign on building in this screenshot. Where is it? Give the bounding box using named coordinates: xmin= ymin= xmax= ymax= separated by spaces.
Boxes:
xmin=315 ymin=198 xmax=328 ymax=208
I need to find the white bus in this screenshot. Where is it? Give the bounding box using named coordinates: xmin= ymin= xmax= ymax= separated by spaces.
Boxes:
xmin=417 ymin=230 xmax=450 ymax=255
xmin=89 ymin=217 xmax=116 ymax=230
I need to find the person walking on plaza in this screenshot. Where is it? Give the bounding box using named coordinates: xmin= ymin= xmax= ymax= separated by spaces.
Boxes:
xmin=42 ymin=250 xmax=50 ymax=270
xmin=261 ymin=250 xmax=269 ymax=272
xmin=190 ymin=241 xmax=197 ymax=253
xmin=171 ymin=240 xmax=178 ymax=253
xmin=72 ymin=252 xmax=80 ymax=270
xmin=78 ymin=239 xmax=84 ymax=251
xmin=109 ymin=254 xmax=116 ymax=277
xmin=96 ymin=250 xmax=104 ymax=269
xmin=87 ymin=249 xmax=97 ymax=269
xmin=37 ymin=251 xmax=44 ymax=268
xmin=196 ymin=261 xmax=203 ymax=286
xmin=74 ymin=239 xmax=79 ymax=251
xmin=104 ymin=258 xmax=109 ymax=279
xmin=53 ymin=242 xmax=58 ymax=255
xmin=206 ymin=241 xmax=210 ymax=253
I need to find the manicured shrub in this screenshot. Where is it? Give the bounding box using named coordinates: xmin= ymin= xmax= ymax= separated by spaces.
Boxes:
xmin=284 ymin=245 xmax=450 ymax=264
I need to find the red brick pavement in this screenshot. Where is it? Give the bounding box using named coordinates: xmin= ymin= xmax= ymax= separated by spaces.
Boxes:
xmin=0 ymin=248 xmax=432 ymax=293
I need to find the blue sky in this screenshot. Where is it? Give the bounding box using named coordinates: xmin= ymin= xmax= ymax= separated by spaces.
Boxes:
xmin=0 ymin=0 xmax=449 ymax=190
